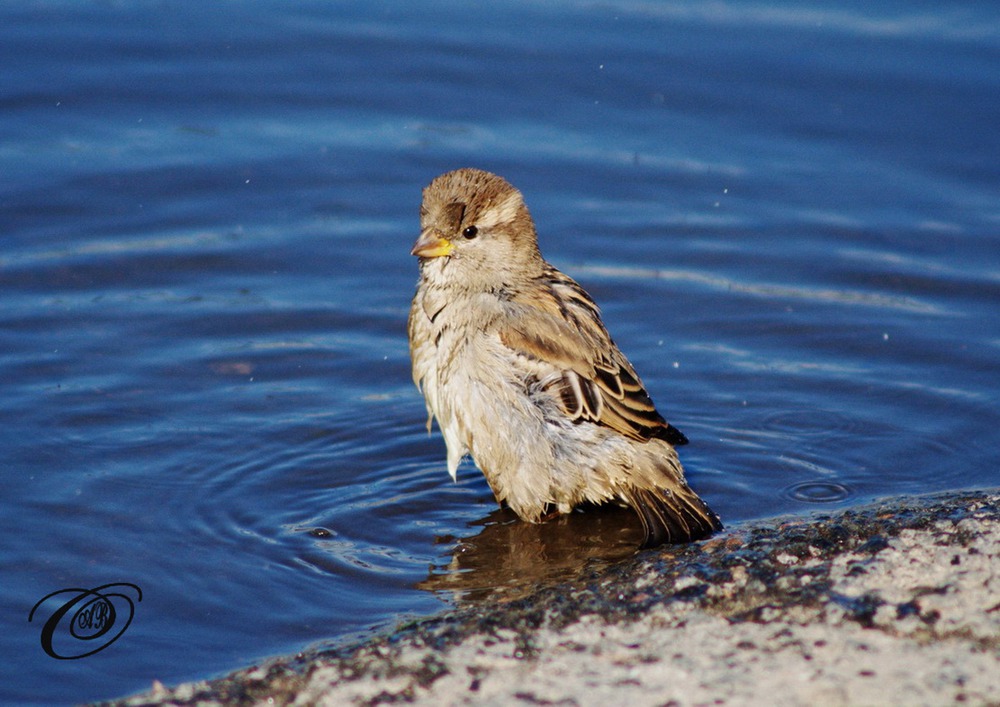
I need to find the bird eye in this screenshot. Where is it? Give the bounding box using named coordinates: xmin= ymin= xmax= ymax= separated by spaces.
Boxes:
xmin=462 ymin=225 xmax=478 ymax=239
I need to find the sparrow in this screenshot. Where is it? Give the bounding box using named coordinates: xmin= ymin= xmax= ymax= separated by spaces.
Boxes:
xmin=407 ymin=168 xmax=721 ymax=548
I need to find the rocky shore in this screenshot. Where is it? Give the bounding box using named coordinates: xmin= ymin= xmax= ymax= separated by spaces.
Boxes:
xmin=104 ymin=489 xmax=1000 ymax=706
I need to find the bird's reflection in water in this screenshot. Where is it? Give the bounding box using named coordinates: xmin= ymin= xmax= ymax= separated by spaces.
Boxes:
xmin=418 ymin=504 xmax=644 ymax=601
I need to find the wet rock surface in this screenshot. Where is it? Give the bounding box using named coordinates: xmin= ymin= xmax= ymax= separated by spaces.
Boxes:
xmin=104 ymin=489 xmax=1000 ymax=706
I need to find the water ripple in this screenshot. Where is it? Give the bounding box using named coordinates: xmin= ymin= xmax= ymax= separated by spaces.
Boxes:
xmin=784 ymin=480 xmax=853 ymax=504
xmin=576 ymin=264 xmax=943 ymax=314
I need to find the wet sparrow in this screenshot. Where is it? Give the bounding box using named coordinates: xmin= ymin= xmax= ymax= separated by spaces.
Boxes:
xmin=408 ymin=168 xmax=721 ymax=547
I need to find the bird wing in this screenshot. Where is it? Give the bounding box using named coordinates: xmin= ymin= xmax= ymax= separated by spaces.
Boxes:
xmin=499 ymin=267 xmax=687 ymax=446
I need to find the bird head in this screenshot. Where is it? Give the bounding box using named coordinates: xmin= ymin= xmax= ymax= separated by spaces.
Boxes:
xmin=411 ymin=168 xmax=543 ymax=286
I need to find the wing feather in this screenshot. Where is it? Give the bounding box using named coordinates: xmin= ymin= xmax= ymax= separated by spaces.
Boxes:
xmin=499 ymin=266 xmax=688 ymax=447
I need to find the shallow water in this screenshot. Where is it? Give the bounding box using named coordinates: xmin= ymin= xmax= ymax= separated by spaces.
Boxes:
xmin=2 ymin=1 xmax=998 ymax=703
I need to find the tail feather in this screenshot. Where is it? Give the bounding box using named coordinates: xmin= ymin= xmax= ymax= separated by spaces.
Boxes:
xmin=624 ymin=484 xmax=722 ymax=549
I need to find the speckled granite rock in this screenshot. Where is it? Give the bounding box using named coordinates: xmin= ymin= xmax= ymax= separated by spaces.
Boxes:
xmin=103 ymin=489 xmax=1000 ymax=707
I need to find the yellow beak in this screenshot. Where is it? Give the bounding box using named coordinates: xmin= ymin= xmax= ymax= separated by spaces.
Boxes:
xmin=411 ymin=229 xmax=454 ymax=258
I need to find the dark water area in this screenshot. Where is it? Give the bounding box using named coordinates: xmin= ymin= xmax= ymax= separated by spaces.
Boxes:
xmin=2 ymin=1 xmax=998 ymax=703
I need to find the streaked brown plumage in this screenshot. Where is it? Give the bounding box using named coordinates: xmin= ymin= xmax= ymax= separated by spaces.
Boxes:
xmin=407 ymin=168 xmax=721 ymax=547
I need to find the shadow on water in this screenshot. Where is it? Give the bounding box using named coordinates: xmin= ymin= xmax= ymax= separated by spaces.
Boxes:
xmin=418 ymin=504 xmax=644 ymax=601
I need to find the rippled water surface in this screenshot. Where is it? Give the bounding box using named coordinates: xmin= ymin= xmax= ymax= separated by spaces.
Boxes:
xmin=2 ymin=1 xmax=998 ymax=703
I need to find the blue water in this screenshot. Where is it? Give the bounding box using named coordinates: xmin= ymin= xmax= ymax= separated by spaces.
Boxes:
xmin=2 ymin=1 xmax=998 ymax=703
